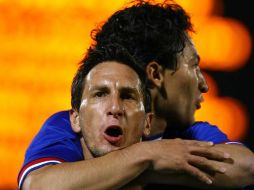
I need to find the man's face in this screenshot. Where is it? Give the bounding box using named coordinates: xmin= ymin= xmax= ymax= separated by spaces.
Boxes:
xmin=158 ymin=40 xmax=208 ymax=128
xmin=71 ymin=61 xmax=151 ymax=157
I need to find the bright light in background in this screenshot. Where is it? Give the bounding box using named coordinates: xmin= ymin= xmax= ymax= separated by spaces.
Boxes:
xmin=196 ymin=95 xmax=248 ymax=140
xmin=194 ymin=17 xmax=252 ymax=71
xmin=0 ymin=0 xmax=252 ymax=188
xmin=175 ymin=0 xmax=216 ymax=17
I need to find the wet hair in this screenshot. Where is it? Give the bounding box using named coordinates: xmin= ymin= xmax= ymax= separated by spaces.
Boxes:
xmin=71 ymin=44 xmax=151 ymax=113
xmin=91 ymin=0 xmax=194 ymax=71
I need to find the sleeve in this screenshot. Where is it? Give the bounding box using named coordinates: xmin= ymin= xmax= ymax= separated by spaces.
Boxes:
xmin=182 ymin=121 xmax=243 ymax=145
xmin=17 ymin=110 xmax=83 ymax=189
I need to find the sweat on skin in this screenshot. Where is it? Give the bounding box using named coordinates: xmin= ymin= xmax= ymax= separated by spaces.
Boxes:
xmin=70 ymin=61 xmax=153 ymax=159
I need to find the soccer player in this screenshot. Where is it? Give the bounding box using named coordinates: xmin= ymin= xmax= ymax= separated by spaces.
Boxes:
xmin=18 ymin=0 xmax=254 ymax=189
xmin=19 ymin=44 xmax=229 ymax=190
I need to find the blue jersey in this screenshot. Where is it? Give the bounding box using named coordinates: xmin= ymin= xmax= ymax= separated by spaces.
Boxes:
xmin=17 ymin=110 xmax=242 ymax=189
xmin=143 ymin=121 xmax=231 ymax=144
xmin=18 ymin=111 xmax=83 ymax=189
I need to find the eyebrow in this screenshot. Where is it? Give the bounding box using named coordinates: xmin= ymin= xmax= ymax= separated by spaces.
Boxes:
xmin=89 ymin=85 xmax=108 ymax=91
xmin=89 ymin=85 xmax=140 ymax=94
xmin=120 ymin=86 xmax=140 ymax=95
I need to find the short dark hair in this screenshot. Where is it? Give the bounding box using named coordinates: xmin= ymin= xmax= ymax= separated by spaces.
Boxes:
xmin=71 ymin=44 xmax=151 ymax=112
xmin=91 ymin=0 xmax=193 ymax=71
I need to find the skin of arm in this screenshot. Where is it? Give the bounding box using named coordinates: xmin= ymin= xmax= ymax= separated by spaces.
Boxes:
xmin=173 ymin=144 xmax=254 ymax=189
xmin=22 ymin=139 xmax=228 ymax=190
xmin=22 ymin=142 xmax=150 ymax=190
xmin=208 ymin=144 xmax=254 ymax=189
xmin=135 ymin=144 xmax=254 ymax=189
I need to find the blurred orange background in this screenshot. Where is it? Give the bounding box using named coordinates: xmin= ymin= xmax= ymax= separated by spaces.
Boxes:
xmin=0 ymin=0 xmax=253 ymax=189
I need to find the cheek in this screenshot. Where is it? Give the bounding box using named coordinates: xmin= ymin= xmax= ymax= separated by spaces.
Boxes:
xmin=166 ymin=75 xmax=195 ymax=110
xmin=125 ymin=103 xmax=145 ymax=119
xmin=178 ymin=80 xmax=196 ymax=109
xmin=186 ymin=75 xmax=199 ymax=98
xmin=177 ymin=71 xmax=197 ymax=96
xmin=79 ymin=104 xmax=105 ymax=135
xmin=126 ymin=110 xmax=146 ymax=137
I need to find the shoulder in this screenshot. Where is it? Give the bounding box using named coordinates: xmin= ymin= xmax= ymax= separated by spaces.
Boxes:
xmin=18 ymin=110 xmax=83 ymax=189
xmin=185 ymin=121 xmax=243 ymax=145
xmin=43 ymin=110 xmax=71 ymax=128
xmin=27 ymin=109 xmax=79 ymax=152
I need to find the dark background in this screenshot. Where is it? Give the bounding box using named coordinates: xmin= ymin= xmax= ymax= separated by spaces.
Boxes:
xmin=213 ymin=0 xmax=254 ymax=150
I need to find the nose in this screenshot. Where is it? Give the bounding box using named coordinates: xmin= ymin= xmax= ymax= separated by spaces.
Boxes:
xmin=107 ymin=95 xmax=124 ymax=117
xmin=198 ymin=72 xmax=209 ymax=93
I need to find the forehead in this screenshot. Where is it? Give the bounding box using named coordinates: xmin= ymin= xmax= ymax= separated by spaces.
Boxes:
xmin=85 ymin=61 xmax=141 ymax=88
xmin=180 ymin=39 xmax=200 ymax=62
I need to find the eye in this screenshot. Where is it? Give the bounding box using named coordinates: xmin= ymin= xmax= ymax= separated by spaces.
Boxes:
xmin=94 ymin=91 xmax=107 ymax=97
xmin=121 ymin=93 xmax=135 ymax=100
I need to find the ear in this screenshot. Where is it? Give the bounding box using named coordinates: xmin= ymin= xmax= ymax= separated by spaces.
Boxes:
xmin=69 ymin=109 xmax=81 ymax=133
xmin=146 ymin=61 xmax=164 ymax=88
xmin=143 ymin=112 xmax=153 ymax=137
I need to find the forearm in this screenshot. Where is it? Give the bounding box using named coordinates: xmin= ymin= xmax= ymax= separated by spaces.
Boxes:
xmin=132 ymin=170 xmax=234 ymax=190
xmin=209 ymin=144 xmax=254 ymax=188
xmin=135 ymin=144 xmax=254 ymax=189
xmin=22 ymin=143 xmax=150 ymax=190
xmin=166 ymin=144 xmax=254 ymax=189
xmin=125 ymin=139 xmax=232 ymax=188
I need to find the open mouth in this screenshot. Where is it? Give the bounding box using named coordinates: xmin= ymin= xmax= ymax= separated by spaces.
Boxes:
xmin=105 ymin=126 xmax=123 ymax=137
xmin=104 ymin=126 xmax=123 ymax=145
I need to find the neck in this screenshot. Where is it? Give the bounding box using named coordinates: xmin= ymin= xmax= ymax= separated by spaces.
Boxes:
xmin=149 ymin=88 xmax=167 ymax=136
xmin=150 ymin=114 xmax=167 ymax=136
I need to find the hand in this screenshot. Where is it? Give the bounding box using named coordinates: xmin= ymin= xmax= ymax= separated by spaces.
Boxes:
xmin=142 ymin=138 xmax=231 ymax=185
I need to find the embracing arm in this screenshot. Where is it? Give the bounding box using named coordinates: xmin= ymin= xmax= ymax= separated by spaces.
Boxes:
xmin=209 ymin=143 xmax=254 ymax=188
xmin=22 ymin=142 xmax=150 ymax=190
xmin=22 ymin=139 xmax=226 ymax=190
xmin=22 ymin=142 xmax=152 ymax=190
xmin=155 ymin=121 xmax=254 ymax=189
xmin=136 ymin=143 xmax=254 ymax=189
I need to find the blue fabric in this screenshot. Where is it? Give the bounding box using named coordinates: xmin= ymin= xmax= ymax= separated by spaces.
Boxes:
xmin=146 ymin=121 xmax=230 ymax=144
xmin=181 ymin=121 xmax=229 ymax=143
xmin=23 ymin=110 xmax=83 ymax=166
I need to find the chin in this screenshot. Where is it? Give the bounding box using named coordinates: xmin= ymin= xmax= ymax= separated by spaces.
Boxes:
xmin=90 ymin=149 xmax=106 ymax=157
xmin=91 ymin=145 xmax=120 ymax=157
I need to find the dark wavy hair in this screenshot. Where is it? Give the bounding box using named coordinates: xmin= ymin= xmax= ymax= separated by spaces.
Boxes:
xmin=91 ymin=0 xmax=194 ymax=71
xmin=71 ymin=44 xmax=151 ymax=113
